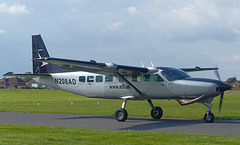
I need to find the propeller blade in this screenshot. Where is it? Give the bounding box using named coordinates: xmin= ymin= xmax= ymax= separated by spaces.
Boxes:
xmin=214 ymin=69 xmax=221 ymax=81
xmin=218 ymin=92 xmax=224 ymax=114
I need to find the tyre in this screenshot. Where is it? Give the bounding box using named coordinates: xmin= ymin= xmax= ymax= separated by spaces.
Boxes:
xmin=204 ymin=112 xmax=215 ymax=123
xmin=151 ymin=106 xmax=163 ymax=119
xmin=115 ymin=108 xmax=128 ymax=122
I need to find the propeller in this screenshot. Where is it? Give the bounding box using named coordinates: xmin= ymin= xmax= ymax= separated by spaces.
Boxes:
xmin=219 ymin=92 xmax=224 ymax=113
xmin=214 ymin=68 xmax=224 ymax=114
xmin=214 ymin=68 xmax=221 ymax=81
xmin=214 ymin=68 xmax=232 ymax=113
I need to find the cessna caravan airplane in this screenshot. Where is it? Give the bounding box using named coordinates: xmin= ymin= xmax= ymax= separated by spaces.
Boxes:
xmin=4 ymin=35 xmax=232 ymax=123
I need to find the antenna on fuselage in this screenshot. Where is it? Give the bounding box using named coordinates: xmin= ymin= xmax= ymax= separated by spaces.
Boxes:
xmin=150 ymin=61 xmax=154 ymax=67
xmin=140 ymin=61 xmax=145 ymax=67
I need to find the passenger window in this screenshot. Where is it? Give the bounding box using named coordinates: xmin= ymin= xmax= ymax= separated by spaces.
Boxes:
xmin=119 ymin=75 xmax=127 ymax=82
xmin=105 ymin=75 xmax=113 ymax=82
xmin=87 ymin=76 xmax=94 ymax=82
xmin=144 ymin=74 xmax=151 ymax=82
xmin=153 ymin=74 xmax=164 ymax=82
xmin=96 ymin=76 xmax=103 ymax=82
xmin=79 ymin=76 xmax=85 ymax=82
xmin=132 ymin=74 xmax=141 ymax=82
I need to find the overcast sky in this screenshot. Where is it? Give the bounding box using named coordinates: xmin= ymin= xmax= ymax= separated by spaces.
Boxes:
xmin=1 ymin=0 xmax=240 ymax=80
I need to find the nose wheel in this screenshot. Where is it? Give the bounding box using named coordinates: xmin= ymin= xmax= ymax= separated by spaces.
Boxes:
xmin=203 ymin=103 xmax=215 ymax=123
xmin=204 ymin=112 xmax=215 ymax=123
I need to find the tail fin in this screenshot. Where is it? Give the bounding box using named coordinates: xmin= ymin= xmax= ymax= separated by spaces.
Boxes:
xmin=32 ymin=34 xmax=51 ymax=74
xmin=32 ymin=34 xmax=77 ymax=74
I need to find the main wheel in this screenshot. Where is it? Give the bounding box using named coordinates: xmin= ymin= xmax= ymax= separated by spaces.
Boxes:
xmin=204 ymin=112 xmax=215 ymax=123
xmin=151 ymin=106 xmax=163 ymax=119
xmin=115 ymin=108 xmax=128 ymax=122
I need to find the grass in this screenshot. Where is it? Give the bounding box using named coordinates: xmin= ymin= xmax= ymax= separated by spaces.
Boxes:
xmin=0 ymin=124 xmax=239 ymax=145
xmin=0 ymin=89 xmax=239 ymax=120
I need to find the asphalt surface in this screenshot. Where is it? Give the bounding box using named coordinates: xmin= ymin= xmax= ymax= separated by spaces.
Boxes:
xmin=0 ymin=112 xmax=239 ymax=135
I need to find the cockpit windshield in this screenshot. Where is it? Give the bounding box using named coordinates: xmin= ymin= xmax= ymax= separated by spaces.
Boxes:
xmin=160 ymin=67 xmax=191 ymax=81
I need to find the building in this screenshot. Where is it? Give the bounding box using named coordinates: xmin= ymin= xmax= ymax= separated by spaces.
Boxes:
xmin=0 ymin=77 xmax=26 ymax=88
xmin=26 ymin=79 xmax=44 ymax=88
xmin=230 ymin=81 xmax=240 ymax=89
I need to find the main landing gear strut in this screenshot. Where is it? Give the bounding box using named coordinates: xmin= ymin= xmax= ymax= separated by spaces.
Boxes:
xmin=115 ymin=99 xmax=128 ymax=122
xmin=114 ymin=99 xmax=163 ymax=122
xmin=147 ymin=99 xmax=163 ymax=119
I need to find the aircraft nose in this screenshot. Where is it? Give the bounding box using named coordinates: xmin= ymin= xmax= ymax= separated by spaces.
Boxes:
xmin=219 ymin=82 xmax=232 ymax=92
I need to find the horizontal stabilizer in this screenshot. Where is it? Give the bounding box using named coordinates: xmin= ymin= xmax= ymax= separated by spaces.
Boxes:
xmin=3 ymin=72 xmax=51 ymax=77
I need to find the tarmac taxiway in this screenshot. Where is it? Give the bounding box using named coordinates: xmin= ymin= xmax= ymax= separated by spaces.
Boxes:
xmin=0 ymin=112 xmax=239 ymax=135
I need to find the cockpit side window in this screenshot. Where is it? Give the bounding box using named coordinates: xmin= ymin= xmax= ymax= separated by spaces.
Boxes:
xmin=153 ymin=74 xmax=164 ymax=82
xmin=161 ymin=68 xmax=190 ymax=81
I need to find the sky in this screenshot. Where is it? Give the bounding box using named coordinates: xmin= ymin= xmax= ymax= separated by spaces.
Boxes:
xmin=0 ymin=0 xmax=240 ymax=81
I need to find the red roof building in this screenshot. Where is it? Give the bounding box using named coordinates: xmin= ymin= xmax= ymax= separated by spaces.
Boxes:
xmin=0 ymin=79 xmax=7 ymax=87
xmin=0 ymin=77 xmax=26 ymax=88
xmin=230 ymin=82 xmax=240 ymax=89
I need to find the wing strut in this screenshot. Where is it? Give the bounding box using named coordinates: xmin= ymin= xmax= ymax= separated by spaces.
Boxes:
xmin=116 ymin=72 xmax=144 ymax=96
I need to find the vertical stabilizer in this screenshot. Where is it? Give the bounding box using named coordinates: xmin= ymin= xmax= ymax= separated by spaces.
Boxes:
xmin=32 ymin=34 xmax=50 ymax=74
xmin=32 ymin=34 xmax=79 ymax=74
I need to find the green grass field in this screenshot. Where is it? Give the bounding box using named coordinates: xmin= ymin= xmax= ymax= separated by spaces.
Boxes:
xmin=0 ymin=89 xmax=239 ymax=144
xmin=0 ymin=89 xmax=239 ymax=120
xmin=0 ymin=124 xmax=239 ymax=145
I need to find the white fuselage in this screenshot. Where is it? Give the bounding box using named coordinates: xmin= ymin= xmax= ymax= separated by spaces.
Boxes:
xmin=34 ymin=70 xmax=219 ymax=100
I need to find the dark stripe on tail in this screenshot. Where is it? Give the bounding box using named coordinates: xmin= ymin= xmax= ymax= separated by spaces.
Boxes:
xmin=32 ymin=34 xmax=50 ymax=74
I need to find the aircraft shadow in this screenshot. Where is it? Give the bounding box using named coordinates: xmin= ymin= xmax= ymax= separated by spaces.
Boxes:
xmin=57 ymin=115 xmax=240 ymax=131
xmin=119 ymin=118 xmax=203 ymax=131
xmin=119 ymin=117 xmax=240 ymax=131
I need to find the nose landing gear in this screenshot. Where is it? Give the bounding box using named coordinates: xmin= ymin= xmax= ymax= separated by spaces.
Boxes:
xmin=204 ymin=112 xmax=215 ymax=123
xmin=203 ymin=103 xmax=215 ymax=123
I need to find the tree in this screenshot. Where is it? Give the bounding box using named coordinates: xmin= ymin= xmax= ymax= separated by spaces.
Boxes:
xmin=226 ymin=77 xmax=237 ymax=84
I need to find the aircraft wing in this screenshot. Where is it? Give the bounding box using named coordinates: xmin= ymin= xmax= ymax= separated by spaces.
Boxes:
xmin=36 ymin=58 xmax=218 ymax=74
xmin=180 ymin=67 xmax=218 ymax=72
xmin=35 ymin=57 xmax=150 ymax=74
